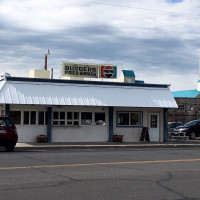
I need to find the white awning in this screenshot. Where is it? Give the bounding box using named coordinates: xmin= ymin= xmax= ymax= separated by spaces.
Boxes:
xmin=0 ymin=78 xmax=178 ymax=108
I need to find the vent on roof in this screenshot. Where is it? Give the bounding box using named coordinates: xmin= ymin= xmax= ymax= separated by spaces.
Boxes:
xmin=29 ymin=69 xmax=50 ymax=79
xmin=119 ymin=70 xmax=135 ymax=83
xmin=0 ymin=72 xmax=11 ymax=78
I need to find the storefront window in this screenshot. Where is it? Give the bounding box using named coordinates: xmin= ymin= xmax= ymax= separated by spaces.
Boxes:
xmin=118 ymin=113 xmax=129 ymax=125
xmin=38 ymin=111 xmax=45 ymax=125
xmin=130 ymin=113 xmax=142 ymax=126
xmin=117 ymin=112 xmax=142 ymax=127
xmin=30 ymin=111 xmax=36 ymax=125
xmin=52 ymin=111 xmax=80 ymax=126
xmin=73 ymin=112 xmax=79 ymax=126
xmin=10 ymin=111 xmax=21 ymax=125
xmin=38 ymin=111 xmax=48 ymax=125
xmin=24 ymin=111 xmax=29 ymax=125
xmin=95 ymin=113 xmax=106 ymax=125
xmin=23 ymin=111 xmax=36 ymax=125
xmin=81 ymin=112 xmax=92 ymax=125
xmin=53 ymin=111 xmax=65 ymax=125
xmin=53 ymin=112 xmax=59 ymax=120
xmin=60 ymin=112 xmax=65 ymax=125
xmin=67 ymin=112 xmax=72 ymax=120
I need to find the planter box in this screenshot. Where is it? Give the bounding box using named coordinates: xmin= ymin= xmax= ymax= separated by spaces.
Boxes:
xmin=37 ymin=135 xmax=48 ymax=143
xmin=113 ymin=135 xmax=123 ymax=142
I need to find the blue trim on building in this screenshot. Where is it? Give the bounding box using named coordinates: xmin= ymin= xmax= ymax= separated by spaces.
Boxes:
xmin=135 ymin=80 xmax=144 ymax=84
xmin=109 ymin=107 xmax=114 ymax=142
xmin=172 ymin=90 xmax=200 ymax=98
xmin=122 ymin=70 xmax=135 ymax=77
xmin=47 ymin=107 xmax=52 ymax=142
xmin=163 ymin=108 xmax=168 ymax=142
xmin=5 ymin=76 xmax=169 ymax=89
xmin=5 ymin=104 xmax=9 ymax=117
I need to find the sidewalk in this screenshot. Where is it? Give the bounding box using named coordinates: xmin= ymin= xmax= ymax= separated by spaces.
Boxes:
xmin=15 ymin=141 xmax=200 ymax=150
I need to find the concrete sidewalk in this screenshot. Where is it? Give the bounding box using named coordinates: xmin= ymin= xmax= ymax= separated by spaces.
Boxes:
xmin=15 ymin=141 xmax=200 ymax=150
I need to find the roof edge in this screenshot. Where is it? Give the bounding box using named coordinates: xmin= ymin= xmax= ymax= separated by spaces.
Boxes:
xmin=4 ymin=76 xmax=170 ymax=89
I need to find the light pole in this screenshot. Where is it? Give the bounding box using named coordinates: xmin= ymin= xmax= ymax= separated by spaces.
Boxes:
xmin=44 ymin=49 xmax=50 ymax=70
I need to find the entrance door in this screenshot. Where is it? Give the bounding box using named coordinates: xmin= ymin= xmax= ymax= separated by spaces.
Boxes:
xmin=149 ymin=113 xmax=159 ymax=142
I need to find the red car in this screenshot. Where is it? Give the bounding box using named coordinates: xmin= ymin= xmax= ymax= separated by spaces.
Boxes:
xmin=0 ymin=116 xmax=18 ymax=151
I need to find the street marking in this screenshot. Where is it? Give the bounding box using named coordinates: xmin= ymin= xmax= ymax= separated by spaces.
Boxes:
xmin=1 ymin=158 xmax=200 ymax=170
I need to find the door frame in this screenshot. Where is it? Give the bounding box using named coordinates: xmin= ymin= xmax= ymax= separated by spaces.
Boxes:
xmin=148 ymin=112 xmax=160 ymax=142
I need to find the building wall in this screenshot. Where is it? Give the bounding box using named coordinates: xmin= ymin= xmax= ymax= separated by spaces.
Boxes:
xmin=51 ymin=106 xmax=108 ymax=142
xmin=9 ymin=105 xmax=164 ymax=142
xmin=10 ymin=105 xmax=48 ymax=142
xmin=168 ymin=98 xmax=200 ymax=124
xmin=113 ymin=107 xmax=164 ymax=142
xmin=10 ymin=105 xmax=109 ymax=142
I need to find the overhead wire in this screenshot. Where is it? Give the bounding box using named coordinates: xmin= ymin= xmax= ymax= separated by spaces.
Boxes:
xmin=79 ymin=0 xmax=200 ymax=17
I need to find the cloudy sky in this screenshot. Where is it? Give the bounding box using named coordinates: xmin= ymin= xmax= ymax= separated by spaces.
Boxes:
xmin=0 ymin=0 xmax=200 ymax=91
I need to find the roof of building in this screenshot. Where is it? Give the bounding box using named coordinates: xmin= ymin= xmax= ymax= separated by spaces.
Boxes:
xmin=122 ymin=70 xmax=135 ymax=77
xmin=0 ymin=77 xmax=177 ymax=108
xmin=172 ymin=90 xmax=200 ymax=98
xmin=135 ymin=80 xmax=144 ymax=84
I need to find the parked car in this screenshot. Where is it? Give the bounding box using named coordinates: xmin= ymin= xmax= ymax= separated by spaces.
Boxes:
xmin=168 ymin=122 xmax=183 ymax=133
xmin=0 ymin=116 xmax=18 ymax=151
xmin=173 ymin=120 xmax=200 ymax=140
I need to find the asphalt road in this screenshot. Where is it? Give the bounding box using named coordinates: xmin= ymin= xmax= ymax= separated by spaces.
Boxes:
xmin=1 ymin=147 xmax=200 ymax=200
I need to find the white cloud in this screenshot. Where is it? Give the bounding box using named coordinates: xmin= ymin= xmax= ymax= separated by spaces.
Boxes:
xmin=0 ymin=0 xmax=200 ymax=91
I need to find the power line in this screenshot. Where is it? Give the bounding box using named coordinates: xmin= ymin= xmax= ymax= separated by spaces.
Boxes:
xmin=80 ymin=0 xmax=200 ymax=17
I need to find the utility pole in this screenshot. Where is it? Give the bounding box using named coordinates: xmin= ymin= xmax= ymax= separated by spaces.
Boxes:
xmin=44 ymin=49 xmax=50 ymax=70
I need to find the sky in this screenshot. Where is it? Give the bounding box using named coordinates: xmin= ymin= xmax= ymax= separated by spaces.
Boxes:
xmin=0 ymin=0 xmax=200 ymax=91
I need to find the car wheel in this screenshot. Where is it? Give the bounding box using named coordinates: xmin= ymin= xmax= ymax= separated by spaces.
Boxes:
xmin=190 ymin=132 xmax=196 ymax=140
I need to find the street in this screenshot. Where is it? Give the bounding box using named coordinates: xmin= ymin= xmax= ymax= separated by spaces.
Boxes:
xmin=1 ymin=147 xmax=200 ymax=200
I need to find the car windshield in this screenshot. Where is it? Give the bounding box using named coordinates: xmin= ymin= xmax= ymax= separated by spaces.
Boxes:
xmin=184 ymin=120 xmax=199 ymax=127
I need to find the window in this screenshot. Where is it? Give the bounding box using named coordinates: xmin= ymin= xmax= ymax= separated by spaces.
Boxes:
xmin=52 ymin=111 xmax=80 ymax=126
xmin=10 ymin=111 xmax=21 ymax=125
xmin=0 ymin=119 xmax=5 ymax=127
xmin=130 ymin=113 xmax=142 ymax=126
xmin=187 ymin=105 xmax=194 ymax=111
xmin=38 ymin=111 xmax=45 ymax=125
xmin=23 ymin=111 xmax=36 ymax=125
xmin=178 ymin=105 xmax=184 ymax=110
xmin=81 ymin=112 xmax=92 ymax=125
xmin=53 ymin=111 xmax=66 ymax=125
xmin=117 ymin=112 xmax=142 ymax=127
xmin=60 ymin=112 xmax=65 ymax=125
xmin=24 ymin=111 xmax=29 ymax=125
xmin=30 ymin=111 xmax=36 ymax=125
xmin=4 ymin=118 xmax=14 ymax=127
xmin=150 ymin=114 xmax=158 ymax=128
xmin=118 ymin=113 xmax=129 ymax=126
xmin=95 ymin=113 xmax=106 ymax=125
xmin=0 ymin=119 xmax=13 ymax=127
xmin=67 ymin=112 xmax=80 ymax=126
xmin=38 ymin=111 xmax=48 ymax=125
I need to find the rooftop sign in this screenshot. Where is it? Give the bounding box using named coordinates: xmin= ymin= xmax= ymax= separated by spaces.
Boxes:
xmin=99 ymin=65 xmax=117 ymax=79
xmin=62 ymin=62 xmax=99 ymax=78
xmin=62 ymin=62 xmax=117 ymax=79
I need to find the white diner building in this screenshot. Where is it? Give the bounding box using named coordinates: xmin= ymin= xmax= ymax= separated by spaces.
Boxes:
xmin=0 ymin=68 xmax=177 ymax=143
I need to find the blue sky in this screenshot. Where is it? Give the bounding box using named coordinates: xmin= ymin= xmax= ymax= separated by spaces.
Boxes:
xmin=168 ymin=0 xmax=183 ymax=3
xmin=0 ymin=0 xmax=200 ymax=91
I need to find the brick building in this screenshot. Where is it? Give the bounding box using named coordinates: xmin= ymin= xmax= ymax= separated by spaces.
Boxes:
xmin=168 ymin=81 xmax=200 ymax=124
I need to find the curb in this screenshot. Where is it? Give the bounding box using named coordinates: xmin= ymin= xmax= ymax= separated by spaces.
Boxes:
xmin=15 ymin=143 xmax=200 ymax=150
